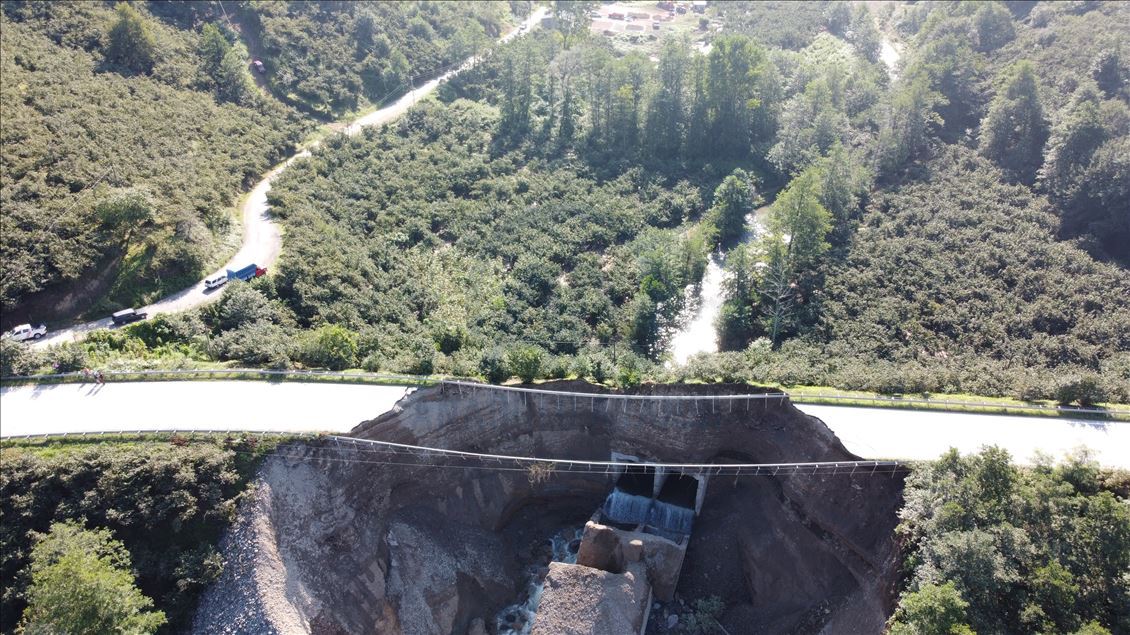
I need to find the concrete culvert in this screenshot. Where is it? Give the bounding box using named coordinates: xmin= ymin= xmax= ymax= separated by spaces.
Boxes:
xmin=193 ymin=381 xmax=905 ymax=635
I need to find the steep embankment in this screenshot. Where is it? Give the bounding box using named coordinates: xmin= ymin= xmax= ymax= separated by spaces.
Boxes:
xmin=194 ymin=382 xmax=904 ymax=634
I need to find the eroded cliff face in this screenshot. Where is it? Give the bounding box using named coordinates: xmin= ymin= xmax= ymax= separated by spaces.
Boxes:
xmin=194 ymin=382 xmax=905 ymax=635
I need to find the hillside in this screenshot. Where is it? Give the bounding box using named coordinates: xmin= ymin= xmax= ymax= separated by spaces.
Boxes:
xmin=0 ymin=2 xmax=308 ymax=317
xmin=0 ymin=0 xmax=515 ymax=324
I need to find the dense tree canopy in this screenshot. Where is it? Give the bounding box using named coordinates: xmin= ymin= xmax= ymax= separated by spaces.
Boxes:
xmin=20 ymin=522 xmax=166 ymax=635
xmin=895 ymin=447 xmax=1130 ymax=633
xmin=0 ymin=3 xmax=307 ymax=313
xmin=1 ymin=438 xmax=276 ymax=631
xmin=244 ymin=1 xmax=507 ymax=115
xmin=980 ymin=61 xmax=1048 ymax=183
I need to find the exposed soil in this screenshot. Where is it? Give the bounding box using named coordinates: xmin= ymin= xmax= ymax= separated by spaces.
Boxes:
xmin=194 ymin=382 xmax=905 ymax=634
xmin=2 ymin=248 xmax=122 ymax=330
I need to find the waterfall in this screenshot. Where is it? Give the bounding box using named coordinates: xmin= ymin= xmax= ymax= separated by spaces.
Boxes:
xmin=647 ymin=500 xmax=695 ymax=536
xmin=601 ymin=488 xmax=654 ymax=526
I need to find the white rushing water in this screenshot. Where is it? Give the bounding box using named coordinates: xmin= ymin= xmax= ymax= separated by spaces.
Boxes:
xmin=667 ymin=254 xmax=726 ymax=365
xmin=496 ymin=526 xmax=585 ymax=635
xmin=880 ymin=38 xmax=900 ymax=80
xmin=668 ymin=208 xmax=769 ymax=366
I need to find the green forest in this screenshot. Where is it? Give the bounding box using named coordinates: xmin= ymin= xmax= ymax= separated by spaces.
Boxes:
xmin=0 ymin=0 xmax=510 ymax=317
xmin=243 ymin=0 xmax=509 ymax=116
xmin=3 ymin=1 xmax=1128 ymax=404
xmin=0 ymin=436 xmax=283 ymax=633
xmin=4 ymin=2 xmax=1130 ymax=634
xmin=892 ymin=447 xmax=1129 ymax=634
xmin=1 ymin=1 xmax=307 ymax=312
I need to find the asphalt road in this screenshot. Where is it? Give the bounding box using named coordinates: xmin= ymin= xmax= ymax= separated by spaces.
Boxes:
xmin=0 ymin=381 xmax=410 ymax=437
xmin=798 ymin=404 xmax=1128 ymax=467
xmin=32 ymin=8 xmax=548 ymax=350
xmin=2 ymin=381 xmax=1125 ymax=469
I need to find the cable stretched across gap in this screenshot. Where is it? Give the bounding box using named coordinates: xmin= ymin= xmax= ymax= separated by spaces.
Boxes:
xmin=317 ymin=435 xmax=906 ymax=477
xmin=0 ymin=430 xmax=906 ymax=476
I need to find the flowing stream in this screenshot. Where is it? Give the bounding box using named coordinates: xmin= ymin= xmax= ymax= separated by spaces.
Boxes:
xmin=668 ymin=208 xmax=769 ymax=365
xmin=495 ymin=526 xmax=584 ymax=635
xmin=880 ymin=37 xmax=901 ymax=81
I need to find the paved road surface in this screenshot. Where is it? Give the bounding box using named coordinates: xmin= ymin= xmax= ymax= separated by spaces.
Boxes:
xmin=799 ymin=404 xmax=1128 ymax=467
xmin=32 ymin=8 xmax=548 ymax=350
xmin=0 ymin=382 xmax=409 ymax=437
xmin=3 ymin=381 xmax=1125 ymax=468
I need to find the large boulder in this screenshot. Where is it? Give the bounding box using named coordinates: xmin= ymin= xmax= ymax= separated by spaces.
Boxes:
xmin=531 ymin=562 xmax=651 ymax=635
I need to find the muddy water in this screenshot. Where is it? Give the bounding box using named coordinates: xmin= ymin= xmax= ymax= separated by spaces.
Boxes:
xmin=668 ymin=207 xmax=770 ymax=365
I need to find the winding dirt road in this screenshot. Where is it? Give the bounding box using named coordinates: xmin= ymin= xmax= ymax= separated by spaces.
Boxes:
xmin=33 ymin=8 xmax=547 ymax=349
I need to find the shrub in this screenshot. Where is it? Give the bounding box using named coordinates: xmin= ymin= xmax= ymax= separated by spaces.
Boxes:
xmin=479 ymin=347 xmax=509 ymax=384
xmin=84 ymin=329 xmax=147 ymax=358
xmin=207 ymin=323 xmax=293 ymax=367
xmin=0 ymin=339 xmax=41 ymax=376
xmin=432 ymin=323 xmax=468 ymax=355
xmin=299 ymin=324 xmax=358 ymax=371
xmin=45 ymin=342 xmax=88 ymax=373
xmin=508 ymin=345 xmax=545 ymax=383
xmin=213 ymin=282 xmax=277 ymax=332
xmin=360 ymin=353 xmax=383 ymax=372
xmin=1055 ymin=375 xmax=1109 ymax=408
xmin=125 ymin=312 xmax=207 ymax=348
xmin=588 ymin=351 xmax=613 ymax=384
xmin=395 ymin=337 xmax=436 ymax=376
xmin=545 ymin=355 xmax=571 ymax=379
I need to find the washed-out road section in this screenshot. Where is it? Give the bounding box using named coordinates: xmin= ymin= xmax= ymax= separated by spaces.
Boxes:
xmin=32 ymin=8 xmax=548 ymax=350
xmin=2 ymin=381 xmax=1126 ymax=469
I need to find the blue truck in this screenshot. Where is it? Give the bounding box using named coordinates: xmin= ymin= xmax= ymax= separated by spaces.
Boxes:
xmin=205 ymin=264 xmax=266 ymax=291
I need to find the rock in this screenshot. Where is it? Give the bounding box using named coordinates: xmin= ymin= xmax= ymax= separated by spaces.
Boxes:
xmin=531 ymin=562 xmax=651 ymax=635
xmin=623 ymin=539 xmax=644 ymax=562
xmin=466 ymin=618 xmax=487 ymax=635
xmin=666 ymin=613 xmax=679 ymax=629
xmin=615 ymin=529 xmax=687 ymax=602
xmin=575 ymin=521 xmax=624 ymax=573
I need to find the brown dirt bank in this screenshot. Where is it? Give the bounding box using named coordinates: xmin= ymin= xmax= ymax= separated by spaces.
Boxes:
xmin=193 ymin=381 xmax=905 ymax=634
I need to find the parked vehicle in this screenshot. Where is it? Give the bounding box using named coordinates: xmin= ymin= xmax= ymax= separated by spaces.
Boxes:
xmin=252 ymin=59 xmax=266 ymax=74
xmin=111 ymin=308 xmax=148 ymax=326
xmin=4 ymin=323 xmax=47 ymax=342
xmin=226 ymin=264 xmax=266 ymax=282
xmin=204 ymin=274 xmax=228 ymax=291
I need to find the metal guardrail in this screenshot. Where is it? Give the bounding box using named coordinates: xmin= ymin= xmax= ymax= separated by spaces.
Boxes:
xmin=2 ymin=429 xmax=308 ymax=441
xmin=2 ymin=369 xmax=1126 ymax=418
xmin=0 ymin=368 xmax=438 ymax=385
xmin=439 ymin=379 xmax=788 ymax=402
